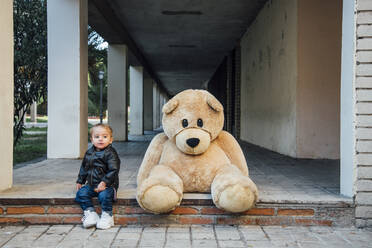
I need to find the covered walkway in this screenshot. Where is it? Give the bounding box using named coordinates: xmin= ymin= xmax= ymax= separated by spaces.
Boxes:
xmin=2 ymin=0 xmax=370 ymax=226
xmin=1 ymin=137 xmax=350 ymax=205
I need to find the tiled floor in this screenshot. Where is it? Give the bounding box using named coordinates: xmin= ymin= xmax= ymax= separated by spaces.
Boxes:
xmin=0 ymin=224 xmax=371 ymax=248
xmin=240 ymin=142 xmax=348 ymax=203
xmin=2 ymin=131 xmax=351 ymax=204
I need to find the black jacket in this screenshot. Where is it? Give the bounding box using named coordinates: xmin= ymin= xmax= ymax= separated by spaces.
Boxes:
xmin=76 ymin=144 xmax=120 ymax=190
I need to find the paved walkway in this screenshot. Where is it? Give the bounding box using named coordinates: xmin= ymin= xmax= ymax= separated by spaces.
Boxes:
xmin=3 ymin=130 xmax=351 ymax=205
xmin=0 ymin=224 xmax=371 ymax=248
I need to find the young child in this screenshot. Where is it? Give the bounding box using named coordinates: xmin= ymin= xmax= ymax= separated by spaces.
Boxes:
xmin=75 ymin=124 xmax=120 ymax=229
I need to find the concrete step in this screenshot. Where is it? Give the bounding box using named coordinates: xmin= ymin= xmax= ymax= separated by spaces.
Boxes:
xmin=0 ymin=194 xmax=354 ymax=226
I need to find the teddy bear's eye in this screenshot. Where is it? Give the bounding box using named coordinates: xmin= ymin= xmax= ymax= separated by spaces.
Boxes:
xmin=182 ymin=119 xmax=188 ymax=128
xmin=197 ymin=118 xmax=203 ymax=127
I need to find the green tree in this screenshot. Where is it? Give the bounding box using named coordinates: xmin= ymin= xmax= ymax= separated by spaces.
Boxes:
xmin=13 ymin=1 xmax=106 ymax=146
xmin=88 ymin=26 xmax=108 ymax=117
xmin=13 ymin=0 xmax=47 ymax=145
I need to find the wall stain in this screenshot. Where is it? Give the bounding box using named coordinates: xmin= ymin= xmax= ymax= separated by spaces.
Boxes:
xmin=259 ymin=50 xmax=263 ymax=70
xmin=266 ymin=46 xmax=271 ymax=68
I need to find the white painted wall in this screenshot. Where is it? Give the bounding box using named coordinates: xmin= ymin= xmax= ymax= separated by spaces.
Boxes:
xmin=296 ymin=0 xmax=342 ymax=159
xmin=47 ymin=0 xmax=88 ymax=158
xmin=0 ymin=0 xmax=13 ymax=190
xmin=340 ymin=0 xmax=356 ymax=197
xmin=240 ymin=0 xmax=298 ymax=157
xmin=108 ymin=44 xmax=128 ymax=141
xmin=129 ymin=66 xmax=144 ymax=135
xmin=240 ymin=0 xmax=342 ymax=159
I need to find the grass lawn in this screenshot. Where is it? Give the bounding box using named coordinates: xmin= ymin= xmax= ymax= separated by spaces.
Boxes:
xmin=13 ymin=132 xmax=47 ymax=165
xmin=26 ymin=116 xmax=48 ymax=123
xmin=13 ymin=122 xmax=93 ymax=165
xmin=25 ymin=127 xmax=47 ymax=132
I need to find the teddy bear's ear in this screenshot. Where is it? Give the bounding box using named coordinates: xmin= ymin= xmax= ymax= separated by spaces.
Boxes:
xmin=162 ymin=99 xmax=179 ymax=114
xmin=207 ymin=95 xmax=223 ymax=112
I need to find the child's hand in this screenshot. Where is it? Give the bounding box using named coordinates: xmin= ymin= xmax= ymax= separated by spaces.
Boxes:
xmin=95 ymin=181 xmax=107 ymax=193
xmin=76 ymin=183 xmax=82 ymax=191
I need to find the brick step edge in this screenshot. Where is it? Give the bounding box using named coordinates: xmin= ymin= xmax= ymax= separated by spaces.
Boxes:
xmin=0 ymin=204 xmax=354 ymax=226
xmin=0 ymin=198 xmax=353 ymax=207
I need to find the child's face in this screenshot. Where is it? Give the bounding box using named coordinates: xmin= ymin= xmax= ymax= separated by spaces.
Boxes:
xmin=91 ymin=126 xmax=113 ymax=150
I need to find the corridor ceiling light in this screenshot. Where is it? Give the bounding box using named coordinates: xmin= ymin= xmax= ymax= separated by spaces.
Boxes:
xmin=168 ymin=45 xmax=196 ymax=48
xmin=162 ymin=10 xmax=202 ymax=15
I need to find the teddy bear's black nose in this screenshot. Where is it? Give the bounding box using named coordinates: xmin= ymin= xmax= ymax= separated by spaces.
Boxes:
xmin=186 ymin=138 xmax=200 ymax=148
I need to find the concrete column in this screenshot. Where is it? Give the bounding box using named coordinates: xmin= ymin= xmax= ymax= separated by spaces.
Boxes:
xmin=157 ymin=87 xmax=162 ymax=128
xmin=30 ymin=102 xmax=37 ymax=123
xmin=159 ymin=92 xmax=164 ymax=125
xmin=234 ymin=46 xmax=241 ymax=139
xmin=226 ymin=53 xmax=233 ymax=133
xmin=160 ymin=92 xmax=168 ymax=126
xmin=153 ymin=83 xmax=160 ymax=129
xmin=143 ymin=77 xmax=153 ymax=131
xmin=47 ymin=0 xmax=88 ymax=158
xmin=107 ymin=44 xmax=128 ymax=141
xmin=0 ymin=0 xmax=13 ymax=190
xmin=129 ymin=66 xmax=144 ymax=135
xmin=340 ymin=0 xmax=356 ymax=197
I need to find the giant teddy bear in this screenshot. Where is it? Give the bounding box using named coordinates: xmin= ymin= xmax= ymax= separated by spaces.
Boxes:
xmin=136 ymin=89 xmax=258 ymax=213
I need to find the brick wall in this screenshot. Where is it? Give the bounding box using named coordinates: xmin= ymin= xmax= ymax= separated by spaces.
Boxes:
xmin=0 ymin=201 xmax=353 ymax=226
xmin=355 ymin=0 xmax=372 ymax=227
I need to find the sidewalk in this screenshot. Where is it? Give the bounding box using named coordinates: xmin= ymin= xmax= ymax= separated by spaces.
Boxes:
xmin=0 ymin=224 xmax=371 ymax=248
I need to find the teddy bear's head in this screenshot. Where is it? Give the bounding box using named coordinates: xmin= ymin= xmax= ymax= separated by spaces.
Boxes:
xmin=162 ymin=89 xmax=224 ymax=155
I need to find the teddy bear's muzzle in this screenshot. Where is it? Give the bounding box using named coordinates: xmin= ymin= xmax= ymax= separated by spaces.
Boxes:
xmin=176 ymin=128 xmax=210 ymax=155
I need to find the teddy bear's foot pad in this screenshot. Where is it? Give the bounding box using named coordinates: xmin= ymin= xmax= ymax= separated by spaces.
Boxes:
xmin=141 ymin=185 xmax=181 ymax=214
xmin=218 ymin=184 xmax=256 ymax=213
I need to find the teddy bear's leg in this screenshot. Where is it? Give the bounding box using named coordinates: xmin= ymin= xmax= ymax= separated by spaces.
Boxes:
xmin=211 ymin=164 xmax=258 ymax=213
xmin=137 ymin=165 xmax=183 ymax=214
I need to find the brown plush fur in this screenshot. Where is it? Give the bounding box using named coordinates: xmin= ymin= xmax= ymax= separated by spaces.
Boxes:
xmin=136 ymin=89 xmax=258 ymax=213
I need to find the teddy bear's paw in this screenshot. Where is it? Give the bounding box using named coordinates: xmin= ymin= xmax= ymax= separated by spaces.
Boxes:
xmin=217 ymin=184 xmax=256 ymax=213
xmin=140 ymin=185 xmax=182 ymax=214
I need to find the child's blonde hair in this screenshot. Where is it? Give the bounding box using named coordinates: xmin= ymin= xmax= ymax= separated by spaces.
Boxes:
xmin=90 ymin=124 xmax=113 ymax=137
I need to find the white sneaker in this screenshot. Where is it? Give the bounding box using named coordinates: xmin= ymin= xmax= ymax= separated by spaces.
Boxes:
xmin=82 ymin=210 xmax=99 ymax=228
xmin=96 ymin=211 xmax=114 ymax=229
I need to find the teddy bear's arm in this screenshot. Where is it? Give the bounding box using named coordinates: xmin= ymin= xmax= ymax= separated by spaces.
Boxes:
xmin=215 ymin=130 xmax=249 ymax=176
xmin=137 ymin=133 xmax=168 ymax=186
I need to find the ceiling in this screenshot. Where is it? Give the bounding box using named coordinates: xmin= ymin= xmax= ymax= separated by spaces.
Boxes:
xmin=88 ymin=0 xmax=267 ymax=96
